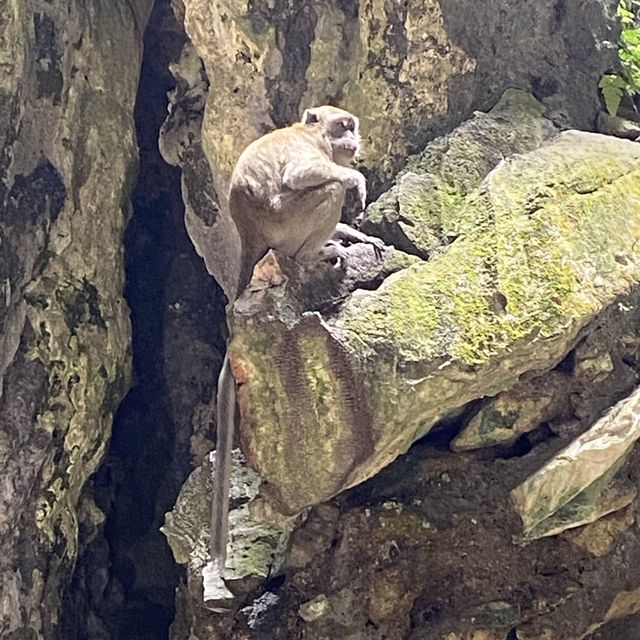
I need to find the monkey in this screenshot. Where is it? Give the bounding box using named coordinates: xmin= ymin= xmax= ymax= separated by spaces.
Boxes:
xmin=210 ymin=106 xmax=385 ymax=570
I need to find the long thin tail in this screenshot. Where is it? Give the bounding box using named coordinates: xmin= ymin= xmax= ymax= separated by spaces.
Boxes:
xmin=210 ymin=241 xmax=268 ymax=566
xmin=210 ymin=352 xmax=236 ymax=564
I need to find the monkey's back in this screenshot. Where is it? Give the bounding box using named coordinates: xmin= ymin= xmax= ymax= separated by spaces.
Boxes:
xmin=229 ymin=125 xmax=330 ymax=205
xmin=228 ymin=124 xmax=340 ymax=254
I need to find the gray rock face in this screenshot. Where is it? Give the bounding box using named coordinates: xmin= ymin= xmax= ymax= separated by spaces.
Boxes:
xmin=0 ymin=1 xmax=152 ymax=636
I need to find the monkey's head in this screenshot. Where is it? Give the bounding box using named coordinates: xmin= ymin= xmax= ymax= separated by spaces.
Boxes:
xmin=302 ymin=105 xmax=361 ymax=166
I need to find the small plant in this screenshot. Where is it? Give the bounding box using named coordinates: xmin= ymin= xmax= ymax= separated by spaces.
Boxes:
xmin=599 ymin=0 xmax=640 ymax=116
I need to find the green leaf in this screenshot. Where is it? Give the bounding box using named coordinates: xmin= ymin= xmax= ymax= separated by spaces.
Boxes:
xmin=599 ymin=74 xmax=625 ymax=115
xmin=621 ymin=28 xmax=640 ymax=45
xmin=618 ymin=6 xmax=635 ymax=22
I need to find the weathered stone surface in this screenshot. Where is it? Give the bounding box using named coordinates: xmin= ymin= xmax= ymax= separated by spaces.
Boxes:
xmin=159 ymin=36 xmax=241 ymax=300
xmin=512 ymin=385 xmax=640 ymax=541
xmin=362 ymin=90 xmax=558 ymax=258
xmin=233 ymin=126 xmax=640 ymax=517
xmin=451 ymin=372 xmax=570 ymax=451
xmin=169 ymin=0 xmax=618 ymax=296
xmin=298 ymin=594 xmax=330 ymax=622
xmin=4 ymin=0 xmax=637 ymax=638
xmin=597 ymin=109 xmax=640 ymax=140
xmin=172 ymin=437 xmax=640 ymax=639
xmin=179 ymin=0 xmax=617 ymax=188
xmin=0 ymin=0 xmax=152 ymax=636
xmin=568 ymin=509 xmax=635 ymax=557
xmin=163 ymin=449 xmax=292 ymax=606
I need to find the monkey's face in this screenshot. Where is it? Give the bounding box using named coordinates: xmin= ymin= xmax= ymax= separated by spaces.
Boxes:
xmin=329 ymin=115 xmax=361 ymax=166
xmin=302 ymin=106 xmax=361 ymax=166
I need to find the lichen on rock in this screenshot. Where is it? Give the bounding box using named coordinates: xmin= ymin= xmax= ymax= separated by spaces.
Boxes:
xmin=232 ymin=118 xmax=640 ymax=517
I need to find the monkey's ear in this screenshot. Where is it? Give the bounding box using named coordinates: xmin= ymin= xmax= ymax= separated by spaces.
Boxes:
xmin=302 ymin=109 xmax=319 ymax=125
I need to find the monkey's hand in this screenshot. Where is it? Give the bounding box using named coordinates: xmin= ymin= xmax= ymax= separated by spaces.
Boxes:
xmin=340 ymin=168 xmax=367 ymax=210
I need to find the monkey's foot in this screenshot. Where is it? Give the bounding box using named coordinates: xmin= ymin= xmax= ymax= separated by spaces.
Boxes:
xmin=319 ymin=240 xmax=350 ymax=268
xmin=202 ymin=560 xmax=234 ymax=611
xmin=332 ymin=222 xmax=386 ymax=259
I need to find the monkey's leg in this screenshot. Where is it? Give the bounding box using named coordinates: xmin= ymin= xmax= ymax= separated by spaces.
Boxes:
xmin=283 ymin=162 xmax=366 ymax=209
xmin=210 ymin=353 xmax=236 ymax=566
xmin=293 ymin=183 xmax=345 ymax=262
xmin=236 ymin=240 xmax=269 ymax=297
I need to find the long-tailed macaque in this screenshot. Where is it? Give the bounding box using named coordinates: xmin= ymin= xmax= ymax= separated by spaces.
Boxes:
xmin=210 ymin=106 xmax=384 ymax=569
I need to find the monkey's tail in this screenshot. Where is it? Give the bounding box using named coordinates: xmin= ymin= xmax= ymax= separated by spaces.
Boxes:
xmin=210 ymin=352 xmax=236 ymax=565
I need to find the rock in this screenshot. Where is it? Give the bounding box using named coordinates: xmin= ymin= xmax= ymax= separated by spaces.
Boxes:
xmin=233 ymin=125 xmax=640 ymax=518
xmin=3 ymin=0 xmax=634 ymax=638
xmin=367 ymin=566 xmax=417 ymax=624
xmin=240 ymin=591 xmax=281 ymax=630
xmin=362 ymin=90 xmax=558 ymax=258
xmin=511 ymin=385 xmax=640 ymax=541
xmin=567 ymin=509 xmax=635 ymax=557
xmin=169 ymin=0 xmax=618 ymax=293
xmin=162 ymin=449 xmax=293 ymax=607
xmin=159 ymin=37 xmax=241 ymax=299
xmin=451 ymin=372 xmax=570 ymax=451
xmin=464 ymin=600 xmax=520 ymax=630
xmin=597 ymin=110 xmax=640 ymax=141
xmin=0 ymin=1 xmax=153 ymax=635
xmin=163 ymin=90 xmax=640 ymax=638
xmin=175 ymin=0 xmax=616 ymax=192
xmin=298 ymin=594 xmax=330 ymax=622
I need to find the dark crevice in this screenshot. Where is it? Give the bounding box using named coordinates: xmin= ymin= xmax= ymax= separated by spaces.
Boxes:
xmin=60 ymin=1 xmax=225 ymax=638
xmin=253 ymin=0 xmax=317 ymax=126
xmin=495 ymin=422 xmax=555 ymax=460
xmin=418 ymin=400 xmax=482 ymax=450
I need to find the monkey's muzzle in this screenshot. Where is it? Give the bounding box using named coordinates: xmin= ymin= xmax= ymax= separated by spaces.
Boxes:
xmin=338 ymin=141 xmax=358 ymax=154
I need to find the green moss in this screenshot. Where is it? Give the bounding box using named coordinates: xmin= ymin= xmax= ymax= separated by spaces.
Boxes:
xmin=339 ymin=138 xmax=640 ymax=367
xmin=236 ymin=131 xmax=640 ymax=516
xmin=382 ymin=249 xmax=422 ymax=273
xmin=364 ymin=91 xmax=557 ymax=257
xmin=437 ymin=184 xmax=468 ymax=237
xmin=232 ymin=325 xmax=346 ymax=508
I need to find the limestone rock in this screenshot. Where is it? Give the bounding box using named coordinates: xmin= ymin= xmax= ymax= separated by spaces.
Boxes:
xmin=233 ymin=125 xmax=640 ymax=517
xmin=0 ymin=1 xmax=152 ymax=635
xmin=512 ymin=385 xmax=640 ymax=541
xmin=162 ymin=449 xmax=293 ymax=607
xmin=167 ymin=0 xmax=618 ymax=296
xmin=362 ymin=90 xmax=558 ymax=258
xmin=451 ymin=372 xmax=570 ymax=451
xmin=597 ymin=109 xmax=640 ymax=141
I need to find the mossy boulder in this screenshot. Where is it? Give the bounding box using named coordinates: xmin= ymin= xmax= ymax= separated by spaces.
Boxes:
xmin=231 ymin=129 xmax=640 ymax=516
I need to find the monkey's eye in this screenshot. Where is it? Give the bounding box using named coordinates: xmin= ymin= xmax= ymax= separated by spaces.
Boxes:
xmin=340 ymin=119 xmax=354 ymax=132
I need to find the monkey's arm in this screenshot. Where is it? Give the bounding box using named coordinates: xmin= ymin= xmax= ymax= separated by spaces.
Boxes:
xmin=282 ymin=161 xmax=366 ymax=208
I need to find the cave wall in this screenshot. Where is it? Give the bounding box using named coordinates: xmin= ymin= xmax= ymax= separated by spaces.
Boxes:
xmin=0 ymin=1 xmax=152 ymax=636
xmin=59 ymin=3 xmax=226 ymax=638
xmin=166 ymin=0 xmax=619 ymax=299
